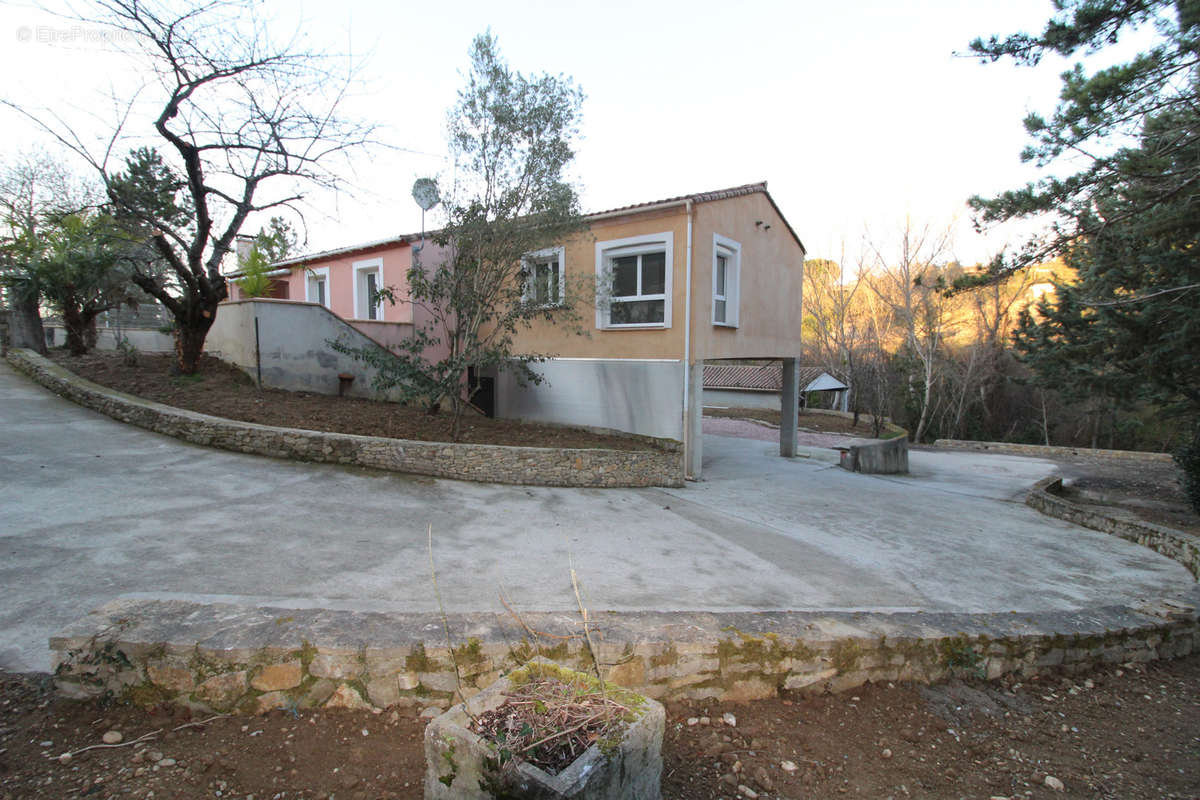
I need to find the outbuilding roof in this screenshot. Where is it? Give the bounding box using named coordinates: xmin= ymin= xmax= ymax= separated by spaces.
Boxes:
xmin=703 ymin=364 xmax=848 ymax=393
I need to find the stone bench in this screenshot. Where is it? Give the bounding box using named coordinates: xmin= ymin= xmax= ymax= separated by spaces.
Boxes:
xmin=837 ymin=436 xmax=909 ymax=474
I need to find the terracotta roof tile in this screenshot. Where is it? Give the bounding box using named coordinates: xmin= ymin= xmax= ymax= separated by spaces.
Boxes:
xmin=587 ymin=182 xmax=768 ymax=217
xmin=703 ymin=364 xmax=844 ymax=392
xmin=587 ymin=181 xmax=804 ymax=252
xmin=269 ymin=181 xmax=804 ymax=269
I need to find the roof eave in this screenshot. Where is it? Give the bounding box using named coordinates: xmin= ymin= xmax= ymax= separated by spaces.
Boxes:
xmin=269 ymin=233 xmax=422 ymax=270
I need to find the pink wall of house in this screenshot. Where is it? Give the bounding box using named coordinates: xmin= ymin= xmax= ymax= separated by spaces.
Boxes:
xmin=239 ymin=237 xmax=453 ymax=365
xmin=279 ymin=241 xmax=415 ymax=324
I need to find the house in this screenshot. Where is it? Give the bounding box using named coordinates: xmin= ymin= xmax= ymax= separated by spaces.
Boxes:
xmin=474 ymin=180 xmax=807 ymax=479
xmin=227 ymin=181 xmax=806 ymax=479
xmin=703 ymin=363 xmax=849 ymax=411
xmin=227 ymin=232 xmax=435 ymax=355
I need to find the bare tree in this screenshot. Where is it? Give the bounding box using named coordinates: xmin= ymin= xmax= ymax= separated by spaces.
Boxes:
xmin=951 ymin=263 xmax=1036 ymax=436
xmin=865 ymin=218 xmax=955 ymax=443
xmin=5 ymin=0 xmax=375 ymax=373
xmin=802 ymin=249 xmax=861 ymax=409
xmin=854 ymin=281 xmax=897 ymax=439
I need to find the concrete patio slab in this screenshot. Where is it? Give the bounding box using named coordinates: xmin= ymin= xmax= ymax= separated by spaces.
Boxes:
xmin=1 ymin=361 xmax=1194 ymax=673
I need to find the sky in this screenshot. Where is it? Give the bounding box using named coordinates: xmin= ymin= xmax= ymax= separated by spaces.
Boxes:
xmin=0 ymin=0 xmax=1094 ymax=267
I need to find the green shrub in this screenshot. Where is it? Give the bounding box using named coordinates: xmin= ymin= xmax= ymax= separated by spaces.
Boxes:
xmin=236 ymin=245 xmax=274 ymax=298
xmin=115 ymin=334 xmax=138 ymax=366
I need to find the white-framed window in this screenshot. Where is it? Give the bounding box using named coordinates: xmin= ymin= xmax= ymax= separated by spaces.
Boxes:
xmin=712 ymin=234 xmax=741 ymax=327
xmin=305 ymin=266 xmax=330 ymax=308
xmin=595 ymin=232 xmax=673 ymax=329
xmin=353 ymin=258 xmax=384 ymax=320
xmin=522 ymin=246 xmax=565 ymax=306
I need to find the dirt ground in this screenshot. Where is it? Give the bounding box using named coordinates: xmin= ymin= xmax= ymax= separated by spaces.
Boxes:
xmin=2 ymin=656 xmax=1197 ymax=800
xmin=45 ymin=351 xmax=661 ymax=451
xmin=703 ymin=406 xmax=902 ymax=438
xmin=1051 ymin=455 xmax=1199 ymax=535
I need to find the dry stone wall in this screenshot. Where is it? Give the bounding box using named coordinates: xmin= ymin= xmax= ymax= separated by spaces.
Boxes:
xmin=7 ymin=349 xmax=683 ymax=488
xmin=935 ymin=439 xmax=1174 ymax=462
xmin=50 ymin=594 xmax=1198 ymax=715
xmin=46 ymin=471 xmax=1200 ymax=713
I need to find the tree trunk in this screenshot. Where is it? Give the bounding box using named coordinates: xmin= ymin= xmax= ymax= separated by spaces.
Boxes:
xmin=174 ymin=304 xmax=217 ymax=374
xmin=61 ymin=293 xmax=89 ymax=356
xmin=449 ymin=395 xmax=463 ymax=442
xmin=913 ymin=370 xmax=934 ymax=443
xmin=8 ymin=293 xmax=48 ymax=355
xmin=63 ymin=308 xmax=87 ymax=355
xmin=83 ymin=313 xmax=99 ymax=351
xmin=1040 ymin=391 xmax=1051 ymax=446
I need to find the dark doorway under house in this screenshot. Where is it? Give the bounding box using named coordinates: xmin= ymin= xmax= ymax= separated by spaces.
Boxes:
xmin=468 ymin=367 xmax=496 ymax=418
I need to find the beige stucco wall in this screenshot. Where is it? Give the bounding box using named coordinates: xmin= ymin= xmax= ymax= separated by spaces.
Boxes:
xmin=690 ymin=192 xmax=805 ymax=361
xmin=506 ymin=192 xmax=804 ymax=365
xmin=508 ymin=207 xmax=690 ymax=360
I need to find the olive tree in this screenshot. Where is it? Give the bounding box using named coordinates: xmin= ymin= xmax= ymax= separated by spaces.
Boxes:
xmin=334 ymin=33 xmax=587 ymax=439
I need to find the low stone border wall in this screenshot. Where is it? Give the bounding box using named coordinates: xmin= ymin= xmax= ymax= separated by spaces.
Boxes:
xmin=1027 ymin=475 xmax=1200 ymax=580
xmin=934 ymin=438 xmax=1173 ymax=462
xmin=51 ymin=595 xmax=1197 ymax=714
xmin=6 ymin=349 xmax=683 ymax=488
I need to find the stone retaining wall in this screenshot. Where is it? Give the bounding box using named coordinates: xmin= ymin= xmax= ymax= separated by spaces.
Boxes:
xmin=46 ymin=471 xmax=1200 ymax=712
xmin=6 ymin=349 xmax=683 ymax=488
xmin=1027 ymin=475 xmax=1200 ymax=580
xmin=47 ymin=472 xmax=1200 ymax=713
xmin=50 ymin=596 xmax=1198 ymax=715
xmin=934 ymin=438 xmax=1173 ymax=462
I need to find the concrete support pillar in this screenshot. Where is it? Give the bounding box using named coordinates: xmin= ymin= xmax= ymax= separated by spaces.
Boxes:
xmin=686 ymin=360 xmax=704 ymax=479
xmin=781 ymin=357 xmax=800 ymax=458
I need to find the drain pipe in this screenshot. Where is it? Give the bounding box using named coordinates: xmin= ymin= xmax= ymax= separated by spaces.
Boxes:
xmin=682 ymin=199 xmax=695 ymax=479
xmin=253 ymin=313 xmax=262 ymax=388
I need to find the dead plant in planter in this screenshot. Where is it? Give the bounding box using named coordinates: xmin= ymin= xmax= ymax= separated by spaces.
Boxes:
xmin=468 ymin=661 xmax=637 ymax=775
xmin=425 ymin=526 xmax=664 ymax=797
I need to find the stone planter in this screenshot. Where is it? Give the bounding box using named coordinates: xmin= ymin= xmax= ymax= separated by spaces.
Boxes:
xmin=424 ymin=657 xmax=665 ymax=799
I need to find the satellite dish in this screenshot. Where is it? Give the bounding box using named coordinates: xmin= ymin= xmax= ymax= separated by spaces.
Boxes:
xmin=412 ymin=178 xmax=439 ymax=211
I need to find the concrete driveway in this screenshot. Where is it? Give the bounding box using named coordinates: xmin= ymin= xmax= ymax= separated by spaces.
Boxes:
xmin=1 ymin=362 xmax=1193 ymax=671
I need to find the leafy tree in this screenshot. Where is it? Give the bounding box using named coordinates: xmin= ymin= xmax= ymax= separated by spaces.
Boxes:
xmin=35 ymin=212 xmax=140 ymax=355
xmin=254 ymin=216 xmax=300 ymax=265
xmin=6 ymin=1 xmax=374 ymax=374
xmin=0 ymin=152 xmax=100 ymax=353
xmin=971 ymin=2 xmax=1199 ymax=408
xmin=334 ymin=33 xmax=587 ymax=439
xmin=971 ymin=0 xmax=1199 ymax=495
xmin=965 ymin=0 xmax=1200 ymax=277
xmin=107 ymin=147 xmax=193 ymax=234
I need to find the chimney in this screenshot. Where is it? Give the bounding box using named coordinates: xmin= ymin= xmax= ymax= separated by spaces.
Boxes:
xmin=235 ymin=234 xmax=254 ymax=266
